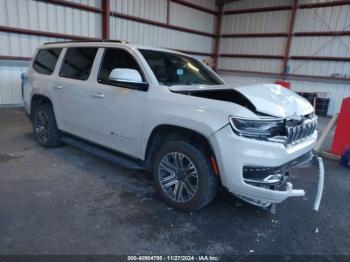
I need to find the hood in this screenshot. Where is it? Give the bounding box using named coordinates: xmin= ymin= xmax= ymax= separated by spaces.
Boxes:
xmin=169 ymin=84 xmax=314 ymax=118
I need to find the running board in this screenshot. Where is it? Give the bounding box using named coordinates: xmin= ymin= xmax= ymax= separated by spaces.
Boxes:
xmin=61 ymin=136 xmax=145 ymax=170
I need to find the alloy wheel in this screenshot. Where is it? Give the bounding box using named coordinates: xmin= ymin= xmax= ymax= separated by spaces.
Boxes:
xmin=158 ymin=152 xmax=199 ymax=203
xmin=34 ymin=111 xmax=49 ymax=143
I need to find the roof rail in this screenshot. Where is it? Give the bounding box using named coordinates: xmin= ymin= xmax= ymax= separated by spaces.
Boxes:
xmin=43 ymin=40 xmax=125 ymax=45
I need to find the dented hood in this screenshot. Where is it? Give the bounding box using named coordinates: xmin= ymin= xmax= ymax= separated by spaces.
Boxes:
xmin=169 ymin=84 xmax=314 ymax=118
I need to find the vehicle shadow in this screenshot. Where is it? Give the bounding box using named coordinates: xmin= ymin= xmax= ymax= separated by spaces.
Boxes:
xmin=48 ymin=142 xmax=270 ymax=218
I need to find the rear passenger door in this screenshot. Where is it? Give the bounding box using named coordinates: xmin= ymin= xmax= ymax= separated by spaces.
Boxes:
xmin=90 ymin=48 xmax=149 ymax=158
xmin=55 ymin=47 xmax=98 ymax=138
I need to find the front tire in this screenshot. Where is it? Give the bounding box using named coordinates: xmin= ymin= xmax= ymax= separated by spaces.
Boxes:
xmin=153 ymin=141 xmax=218 ymax=211
xmin=33 ymin=103 xmax=61 ymax=148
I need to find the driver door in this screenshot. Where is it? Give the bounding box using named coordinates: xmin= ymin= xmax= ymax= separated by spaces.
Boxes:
xmin=88 ymin=48 xmax=149 ymax=158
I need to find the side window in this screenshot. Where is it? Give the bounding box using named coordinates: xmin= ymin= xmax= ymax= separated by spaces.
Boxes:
xmin=33 ymin=48 xmax=62 ymax=75
xmin=59 ymin=47 xmax=98 ymax=80
xmin=98 ymin=48 xmax=145 ymax=84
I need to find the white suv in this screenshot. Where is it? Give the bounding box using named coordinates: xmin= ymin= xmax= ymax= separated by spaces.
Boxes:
xmin=22 ymin=41 xmax=324 ymax=211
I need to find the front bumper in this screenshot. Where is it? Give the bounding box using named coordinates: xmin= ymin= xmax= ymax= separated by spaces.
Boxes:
xmin=210 ymin=125 xmax=323 ymax=208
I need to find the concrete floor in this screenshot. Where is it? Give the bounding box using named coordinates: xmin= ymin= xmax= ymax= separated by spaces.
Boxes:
xmin=0 ymin=107 xmax=349 ymax=255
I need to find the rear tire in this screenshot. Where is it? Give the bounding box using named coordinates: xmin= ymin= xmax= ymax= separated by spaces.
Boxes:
xmin=33 ymin=103 xmax=61 ymax=148
xmin=153 ymin=141 xmax=218 ymax=211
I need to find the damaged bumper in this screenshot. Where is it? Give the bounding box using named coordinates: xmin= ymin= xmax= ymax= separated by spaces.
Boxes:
xmin=210 ymin=125 xmax=324 ymax=210
xmin=313 ymin=156 xmax=324 ymax=212
xmin=236 ymin=155 xmax=324 ymax=212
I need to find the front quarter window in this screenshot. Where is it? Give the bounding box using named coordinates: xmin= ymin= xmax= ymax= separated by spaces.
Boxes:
xmin=139 ymin=49 xmax=221 ymax=86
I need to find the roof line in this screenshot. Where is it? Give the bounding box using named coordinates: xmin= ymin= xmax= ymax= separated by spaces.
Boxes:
xmin=43 ymin=40 xmax=124 ymax=45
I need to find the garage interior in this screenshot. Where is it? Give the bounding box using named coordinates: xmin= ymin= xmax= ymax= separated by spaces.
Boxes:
xmin=0 ymin=0 xmax=350 ymax=257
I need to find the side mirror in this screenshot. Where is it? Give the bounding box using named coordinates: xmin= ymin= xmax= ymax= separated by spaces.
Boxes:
xmin=109 ymin=68 xmax=143 ymax=83
xmin=107 ymin=68 xmax=148 ymax=91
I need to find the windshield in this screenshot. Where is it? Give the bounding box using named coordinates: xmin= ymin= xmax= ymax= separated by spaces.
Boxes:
xmin=139 ymin=49 xmax=222 ymax=86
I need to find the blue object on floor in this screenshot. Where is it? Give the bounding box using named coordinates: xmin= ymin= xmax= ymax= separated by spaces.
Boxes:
xmin=340 ymin=148 xmax=350 ymax=168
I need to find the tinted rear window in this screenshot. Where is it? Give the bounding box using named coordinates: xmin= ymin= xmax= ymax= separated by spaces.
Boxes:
xmin=33 ymin=48 xmax=62 ymax=75
xmin=59 ymin=47 xmax=98 ymax=80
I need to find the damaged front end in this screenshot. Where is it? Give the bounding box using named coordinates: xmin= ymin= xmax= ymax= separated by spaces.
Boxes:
xmin=236 ymin=152 xmax=325 ymax=213
xmin=170 ymin=84 xmax=324 ymax=212
xmin=227 ymin=113 xmax=323 ymax=212
xmin=228 ymin=114 xmax=324 ymax=213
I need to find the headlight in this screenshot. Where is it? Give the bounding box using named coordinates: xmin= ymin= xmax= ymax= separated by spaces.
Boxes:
xmin=229 ymin=116 xmax=287 ymax=142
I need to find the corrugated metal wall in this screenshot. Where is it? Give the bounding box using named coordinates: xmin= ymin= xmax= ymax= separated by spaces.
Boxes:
xmin=0 ymin=66 xmax=27 ymax=105
xmin=110 ymin=0 xmax=167 ymax=22
xmin=220 ymin=0 xmax=291 ymax=74
xmin=218 ymin=0 xmax=350 ymax=116
xmin=0 ymin=0 xmax=216 ymax=105
xmin=109 ymin=0 xmax=215 ymax=53
xmin=109 ymin=18 xmax=214 ymax=53
xmin=0 ymin=0 xmax=101 ymax=37
xmin=170 ymin=2 xmax=215 ymax=33
xmin=290 ymin=3 xmax=350 ymax=77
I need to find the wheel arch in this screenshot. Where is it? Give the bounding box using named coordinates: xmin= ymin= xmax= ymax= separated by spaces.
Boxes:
xmin=144 ymin=125 xmax=219 ymax=175
xmin=30 ymin=95 xmax=54 ymax=121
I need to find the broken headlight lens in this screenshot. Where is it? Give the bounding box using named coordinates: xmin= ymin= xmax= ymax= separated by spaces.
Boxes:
xmin=229 ymin=116 xmax=287 ymax=142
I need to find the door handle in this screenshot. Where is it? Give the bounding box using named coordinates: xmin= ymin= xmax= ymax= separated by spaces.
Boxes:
xmin=91 ymin=92 xmax=104 ymax=98
xmin=53 ymin=84 xmax=63 ymax=90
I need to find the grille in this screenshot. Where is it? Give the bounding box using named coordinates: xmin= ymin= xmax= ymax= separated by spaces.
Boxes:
xmin=286 ymin=117 xmax=317 ymax=145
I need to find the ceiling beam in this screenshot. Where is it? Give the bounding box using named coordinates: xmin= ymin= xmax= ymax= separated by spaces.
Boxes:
xmin=0 ymin=25 xmax=100 ymax=41
xmin=213 ymin=2 xmax=224 ymax=71
xmin=299 ymin=0 xmax=350 ymax=9
xmin=36 ymin=0 xmax=101 ymax=13
xmin=222 ymin=32 xmax=288 ymax=38
xmin=221 ymin=0 xmax=243 ymax=5
xmin=218 ymin=69 xmax=350 ymax=82
xmin=290 ymin=56 xmax=350 ymax=62
xmin=171 ymin=0 xmax=217 ymax=15
xmin=101 ymin=0 xmax=110 ymax=40
xmin=224 ymin=5 xmax=292 ymax=15
xmin=294 ymin=31 xmax=350 ymax=36
xmin=220 ymin=54 xmax=284 ymax=59
xmin=282 ymin=0 xmax=298 ymax=79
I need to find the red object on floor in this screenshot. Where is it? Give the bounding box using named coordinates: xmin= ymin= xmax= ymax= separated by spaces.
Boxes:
xmin=331 ymin=98 xmax=350 ymax=156
xmin=275 ymin=80 xmax=291 ymax=89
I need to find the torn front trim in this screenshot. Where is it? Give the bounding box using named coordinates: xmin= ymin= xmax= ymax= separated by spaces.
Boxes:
xmin=235 ymin=154 xmax=325 ymax=213
xmin=313 ymin=156 xmax=324 ymax=212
